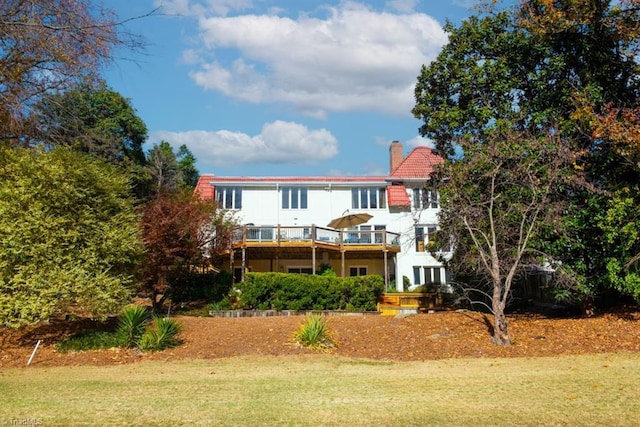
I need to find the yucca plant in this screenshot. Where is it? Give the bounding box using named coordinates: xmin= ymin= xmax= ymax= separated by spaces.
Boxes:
xmin=115 ymin=305 xmax=149 ymax=348
xmin=293 ymin=314 xmax=335 ymax=350
xmin=139 ymin=317 xmax=182 ymax=351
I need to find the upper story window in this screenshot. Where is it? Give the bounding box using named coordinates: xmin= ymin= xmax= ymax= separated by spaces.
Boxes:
xmin=282 ymin=186 xmax=308 ymax=209
xmin=413 ymin=187 xmax=439 ymax=209
xmin=351 ymin=187 xmax=387 ymax=209
xmin=415 ymin=224 xmax=451 ymax=252
xmin=215 ymin=186 xmax=242 ymax=209
xmin=415 ymin=225 xmax=437 ymax=252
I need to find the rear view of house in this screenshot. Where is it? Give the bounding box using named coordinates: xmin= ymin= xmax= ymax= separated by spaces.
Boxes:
xmin=195 ymin=141 xmax=450 ymax=291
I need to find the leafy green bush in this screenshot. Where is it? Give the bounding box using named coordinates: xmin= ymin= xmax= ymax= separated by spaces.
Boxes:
xmin=319 ymin=264 xmax=336 ymax=276
xmin=235 ymin=273 xmax=384 ymax=311
xmin=293 ymin=314 xmax=335 ymax=350
xmin=139 ymin=317 xmax=181 ymax=351
xmin=0 ymin=146 xmax=142 ymax=328
xmin=115 ymin=305 xmax=149 ymax=348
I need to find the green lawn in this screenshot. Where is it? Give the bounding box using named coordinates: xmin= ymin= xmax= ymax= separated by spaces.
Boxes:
xmin=1 ymin=353 xmax=638 ymax=426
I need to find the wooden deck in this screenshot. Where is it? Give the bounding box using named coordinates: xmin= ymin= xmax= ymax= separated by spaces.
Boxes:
xmin=377 ymin=293 xmax=445 ymax=315
xmin=231 ymin=224 xmax=401 ymax=253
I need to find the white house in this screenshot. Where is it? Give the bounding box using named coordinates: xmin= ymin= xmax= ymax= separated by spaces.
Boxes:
xmin=195 ymin=141 xmax=450 ymax=291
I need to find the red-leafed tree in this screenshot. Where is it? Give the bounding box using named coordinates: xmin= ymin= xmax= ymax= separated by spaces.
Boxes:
xmin=138 ymin=190 xmax=236 ymax=312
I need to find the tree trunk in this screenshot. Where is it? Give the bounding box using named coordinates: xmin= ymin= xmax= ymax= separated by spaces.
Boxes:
xmin=492 ymin=310 xmax=511 ymax=346
xmin=492 ymin=287 xmax=511 ymax=346
xmin=151 ymin=291 xmax=167 ymax=314
xmin=151 ymin=276 xmax=169 ymax=314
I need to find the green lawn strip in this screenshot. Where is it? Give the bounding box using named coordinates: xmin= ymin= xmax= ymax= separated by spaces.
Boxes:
xmin=0 ymin=353 xmax=638 ymax=426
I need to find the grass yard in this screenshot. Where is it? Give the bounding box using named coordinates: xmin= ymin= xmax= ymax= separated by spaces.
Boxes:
xmin=1 ymin=352 xmax=638 ymax=426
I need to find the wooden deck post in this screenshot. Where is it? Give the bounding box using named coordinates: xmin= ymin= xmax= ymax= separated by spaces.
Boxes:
xmin=384 ymin=250 xmax=388 ymax=288
xmin=312 ymin=246 xmax=316 ymax=274
xmin=241 ymin=247 xmax=246 ymax=282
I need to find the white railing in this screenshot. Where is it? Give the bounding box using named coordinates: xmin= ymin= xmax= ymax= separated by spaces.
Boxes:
xmin=232 ymin=225 xmax=400 ymax=248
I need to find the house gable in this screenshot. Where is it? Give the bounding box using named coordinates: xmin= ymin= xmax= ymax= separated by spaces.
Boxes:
xmin=388 ymin=146 xmax=444 ymax=182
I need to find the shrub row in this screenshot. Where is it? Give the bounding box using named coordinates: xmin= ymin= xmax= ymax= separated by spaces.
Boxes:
xmin=234 ymin=272 xmax=384 ymax=311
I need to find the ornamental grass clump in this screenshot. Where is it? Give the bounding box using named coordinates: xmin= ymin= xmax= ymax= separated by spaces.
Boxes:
xmin=57 ymin=305 xmax=182 ymax=353
xmin=293 ymin=314 xmax=335 ymax=350
xmin=115 ymin=304 xmax=149 ymax=348
xmin=139 ymin=317 xmax=182 ymax=351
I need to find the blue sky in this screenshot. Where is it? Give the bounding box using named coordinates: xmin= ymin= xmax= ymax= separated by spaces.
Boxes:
xmin=105 ymin=0 xmax=481 ymax=177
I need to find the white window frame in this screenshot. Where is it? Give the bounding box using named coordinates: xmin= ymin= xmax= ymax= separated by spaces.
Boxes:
xmin=351 ymin=187 xmax=387 ymax=209
xmin=415 ymin=225 xmax=437 ymax=252
xmin=215 ymin=186 xmax=242 ymax=209
xmin=413 ymin=187 xmax=439 ymax=209
xmin=412 ymin=266 xmax=445 ymax=286
xmin=282 ymin=186 xmax=308 ymax=209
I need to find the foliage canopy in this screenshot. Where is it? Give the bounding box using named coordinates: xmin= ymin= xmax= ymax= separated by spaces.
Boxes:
xmin=414 ymin=0 xmax=640 ymax=342
xmin=138 ymin=189 xmax=236 ymax=311
xmin=0 ymin=146 xmax=142 ymax=327
xmin=34 ymin=83 xmax=148 ymax=166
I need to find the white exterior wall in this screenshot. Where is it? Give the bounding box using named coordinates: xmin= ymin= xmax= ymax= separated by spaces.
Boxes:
xmin=225 ymin=183 xmax=448 ymax=291
xmin=394 ymin=192 xmax=448 ymax=291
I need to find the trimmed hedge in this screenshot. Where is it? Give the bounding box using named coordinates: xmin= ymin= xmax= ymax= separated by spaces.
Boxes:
xmin=235 ymin=272 xmax=384 ymax=311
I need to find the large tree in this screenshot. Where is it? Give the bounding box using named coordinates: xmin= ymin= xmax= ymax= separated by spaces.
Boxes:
xmin=413 ymin=0 xmax=640 ymax=319
xmin=177 ymin=144 xmax=199 ymax=189
xmin=138 ymin=190 xmax=235 ymax=312
xmin=437 ymin=129 xmax=578 ymax=345
xmin=0 ymin=146 xmax=142 ymax=327
xmin=414 ymin=0 xmax=640 ymax=156
xmin=0 ymin=0 xmax=146 ymax=142
xmin=34 ymin=83 xmax=148 ymax=165
xmin=33 ymin=83 xmax=151 ymax=198
xmin=147 ymin=141 xmax=200 ymax=194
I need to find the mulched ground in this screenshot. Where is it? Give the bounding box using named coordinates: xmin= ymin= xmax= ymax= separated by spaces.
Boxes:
xmin=2 ymin=310 xmax=639 ymax=368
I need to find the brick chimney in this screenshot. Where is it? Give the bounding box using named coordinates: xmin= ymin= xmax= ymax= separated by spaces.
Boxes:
xmin=389 ymin=140 xmax=403 ymax=173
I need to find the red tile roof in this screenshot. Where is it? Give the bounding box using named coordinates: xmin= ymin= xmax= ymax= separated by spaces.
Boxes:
xmin=387 ymin=185 xmax=411 ymax=207
xmin=389 ymin=146 xmax=443 ymax=180
xmin=203 ymin=176 xmax=387 ymax=184
xmin=194 ymin=175 xmax=215 ymax=200
xmin=193 ymin=145 xmax=443 ymax=202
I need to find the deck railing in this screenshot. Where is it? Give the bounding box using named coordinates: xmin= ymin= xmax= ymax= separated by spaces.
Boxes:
xmin=232 ymin=225 xmax=400 ymax=248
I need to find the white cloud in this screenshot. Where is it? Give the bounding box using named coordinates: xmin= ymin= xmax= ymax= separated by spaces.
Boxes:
xmin=182 ymin=2 xmax=447 ymax=117
xmin=151 ymin=121 xmax=338 ymax=168
xmin=406 ymin=135 xmax=436 ymax=148
xmin=180 ymin=49 xmax=200 ymax=65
